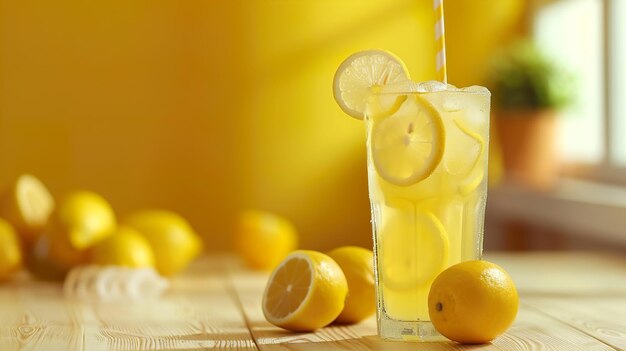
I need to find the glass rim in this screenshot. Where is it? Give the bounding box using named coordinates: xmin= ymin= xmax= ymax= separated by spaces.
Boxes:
xmin=372 ymin=88 xmax=491 ymax=97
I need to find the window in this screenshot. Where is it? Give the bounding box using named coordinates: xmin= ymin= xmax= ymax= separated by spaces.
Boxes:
xmin=534 ymin=0 xmax=625 ymax=183
xmin=609 ymin=0 xmax=626 ymax=166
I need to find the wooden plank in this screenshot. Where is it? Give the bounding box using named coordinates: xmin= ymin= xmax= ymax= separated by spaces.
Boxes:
xmin=228 ymin=263 xmax=620 ymax=351
xmin=493 ymin=302 xmax=617 ymax=351
xmin=0 ymin=280 xmax=84 ymax=350
xmin=526 ymin=297 xmax=626 ymax=351
xmin=230 ymin=270 xmax=375 ymax=350
xmin=0 ymin=325 xmax=83 ymax=351
xmin=229 ymin=271 xmax=499 ymax=350
xmin=1 ymin=253 xmax=624 ymax=350
xmin=0 ymin=256 xmax=258 ymax=351
xmin=79 ymin=257 xmax=258 ymax=350
xmin=81 ymin=291 xmax=257 ymax=350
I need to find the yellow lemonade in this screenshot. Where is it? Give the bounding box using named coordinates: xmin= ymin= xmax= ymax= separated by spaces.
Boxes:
xmin=366 ymin=84 xmax=490 ymax=340
xmin=332 ymin=50 xmax=490 ymax=341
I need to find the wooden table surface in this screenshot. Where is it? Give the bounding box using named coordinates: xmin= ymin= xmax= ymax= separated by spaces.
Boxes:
xmin=0 ymin=252 xmax=624 ymax=351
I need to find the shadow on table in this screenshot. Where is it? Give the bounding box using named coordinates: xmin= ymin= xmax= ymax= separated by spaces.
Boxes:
xmin=254 ymin=332 xmax=492 ymax=350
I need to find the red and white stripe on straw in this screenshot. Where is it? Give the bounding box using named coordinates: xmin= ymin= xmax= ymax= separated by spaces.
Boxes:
xmin=434 ymin=0 xmax=447 ymax=84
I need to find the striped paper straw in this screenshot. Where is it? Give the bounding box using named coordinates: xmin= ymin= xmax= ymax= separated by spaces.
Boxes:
xmin=434 ymin=0 xmax=447 ymax=84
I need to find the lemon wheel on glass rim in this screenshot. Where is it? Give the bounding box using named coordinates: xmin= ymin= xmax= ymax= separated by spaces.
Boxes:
xmin=333 ymin=50 xmax=446 ymax=187
xmin=333 ymin=50 xmax=410 ymax=119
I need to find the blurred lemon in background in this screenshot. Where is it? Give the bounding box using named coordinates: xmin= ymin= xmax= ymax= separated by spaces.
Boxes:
xmin=327 ymin=246 xmax=376 ymax=324
xmin=0 ymin=219 xmax=23 ymax=280
xmin=235 ymin=211 xmax=297 ymax=271
xmin=91 ymin=226 xmax=155 ymax=268
xmin=47 ymin=191 xmax=116 ymax=269
xmin=124 ymin=210 xmax=202 ymax=276
xmin=0 ymin=174 xmax=54 ymax=246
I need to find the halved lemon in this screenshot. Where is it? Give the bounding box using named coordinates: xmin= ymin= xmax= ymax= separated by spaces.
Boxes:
xmin=380 ymin=208 xmax=449 ymax=290
xmin=262 ymin=250 xmax=348 ymax=332
xmin=372 ymin=96 xmax=445 ymax=186
xmin=0 ymin=174 xmax=55 ymax=244
xmin=333 ymin=50 xmax=410 ymax=119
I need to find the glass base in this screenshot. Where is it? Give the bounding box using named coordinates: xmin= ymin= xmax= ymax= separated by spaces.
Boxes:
xmin=378 ymin=314 xmax=447 ymax=342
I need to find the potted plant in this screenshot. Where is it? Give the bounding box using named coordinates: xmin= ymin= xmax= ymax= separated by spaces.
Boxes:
xmin=489 ymin=40 xmax=574 ymax=189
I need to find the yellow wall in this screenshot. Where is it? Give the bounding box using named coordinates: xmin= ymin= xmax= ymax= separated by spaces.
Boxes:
xmin=0 ymin=0 xmax=523 ymax=251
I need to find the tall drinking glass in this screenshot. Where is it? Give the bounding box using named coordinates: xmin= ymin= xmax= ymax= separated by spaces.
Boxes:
xmin=365 ymin=84 xmax=490 ymax=341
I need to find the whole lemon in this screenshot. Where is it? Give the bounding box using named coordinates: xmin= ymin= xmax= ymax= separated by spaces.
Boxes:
xmin=0 ymin=218 xmax=22 ymax=279
xmin=91 ymin=226 xmax=155 ymax=268
xmin=327 ymin=246 xmax=376 ymax=324
xmin=47 ymin=191 xmax=116 ymax=269
xmin=124 ymin=210 xmax=202 ymax=276
xmin=428 ymin=260 xmax=519 ymax=344
xmin=235 ymin=211 xmax=297 ymax=271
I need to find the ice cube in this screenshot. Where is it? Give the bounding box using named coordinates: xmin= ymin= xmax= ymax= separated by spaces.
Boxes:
xmin=415 ymin=80 xmax=447 ymax=93
xmin=380 ymin=81 xmax=418 ymax=93
xmin=445 ymin=83 xmax=460 ymax=91
xmin=442 ymin=99 xmax=462 ymax=112
xmin=462 ymin=85 xmax=490 ymax=94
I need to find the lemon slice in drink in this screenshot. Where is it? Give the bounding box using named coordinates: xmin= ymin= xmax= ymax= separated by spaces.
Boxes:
xmin=372 ymin=96 xmax=445 ymax=186
xmin=451 ymin=118 xmax=486 ymax=196
xmin=381 ymin=209 xmax=449 ymax=290
xmin=262 ymin=250 xmax=348 ymax=332
xmin=333 ymin=50 xmax=410 ymax=119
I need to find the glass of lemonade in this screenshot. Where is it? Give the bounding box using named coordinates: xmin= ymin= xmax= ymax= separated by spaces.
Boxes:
xmin=333 ymin=51 xmax=490 ymax=341
xmin=367 ymin=83 xmax=490 ymax=340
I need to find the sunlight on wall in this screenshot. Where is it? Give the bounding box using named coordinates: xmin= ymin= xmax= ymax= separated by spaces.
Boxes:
xmin=0 ymin=0 xmax=524 ymax=251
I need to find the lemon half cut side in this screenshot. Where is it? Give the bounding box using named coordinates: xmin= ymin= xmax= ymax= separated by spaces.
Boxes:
xmin=0 ymin=174 xmax=55 ymax=244
xmin=262 ymin=250 xmax=348 ymax=332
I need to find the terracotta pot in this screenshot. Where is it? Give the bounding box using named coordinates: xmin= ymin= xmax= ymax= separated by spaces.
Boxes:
xmin=495 ymin=109 xmax=558 ymax=189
